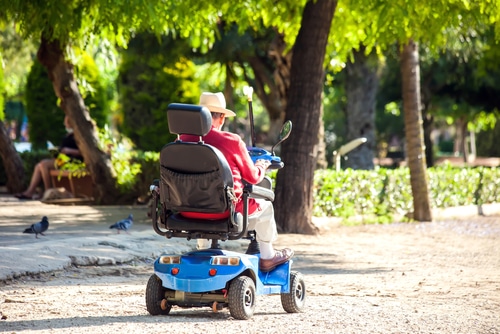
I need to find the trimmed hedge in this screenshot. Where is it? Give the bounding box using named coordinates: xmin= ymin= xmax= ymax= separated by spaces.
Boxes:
xmin=2 ymin=152 xmax=498 ymax=220
xmin=312 ymin=164 xmax=500 ymax=222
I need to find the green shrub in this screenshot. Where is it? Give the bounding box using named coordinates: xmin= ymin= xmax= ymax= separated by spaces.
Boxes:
xmin=93 ymin=125 xmax=159 ymax=199
xmin=4 ymin=149 xmax=498 ymax=219
xmin=312 ymin=165 xmax=500 ymax=223
xmin=132 ymin=151 xmax=160 ymax=197
xmin=74 ymin=50 xmax=110 ymax=128
xmin=25 ymin=60 xmax=63 ymax=150
xmin=118 ymin=33 xmax=200 ymax=152
xmin=437 ymin=139 xmax=454 ymax=154
xmin=25 ymin=55 xmax=111 ymax=151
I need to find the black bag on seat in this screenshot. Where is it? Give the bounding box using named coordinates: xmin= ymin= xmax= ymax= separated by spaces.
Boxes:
xmin=157 ymin=103 xmax=243 ymax=240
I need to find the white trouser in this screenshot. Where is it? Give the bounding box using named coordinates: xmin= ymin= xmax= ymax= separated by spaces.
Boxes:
xmin=196 ymin=198 xmax=277 ymax=249
xmin=248 ymin=199 xmax=278 ymax=243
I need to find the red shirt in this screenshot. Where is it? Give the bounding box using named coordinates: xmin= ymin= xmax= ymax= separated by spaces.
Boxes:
xmin=180 ymin=126 xmax=266 ymax=216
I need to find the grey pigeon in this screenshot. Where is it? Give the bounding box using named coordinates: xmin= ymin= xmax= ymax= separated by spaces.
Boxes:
xmin=109 ymin=214 xmax=133 ymax=234
xmin=23 ymin=216 xmax=49 ymax=238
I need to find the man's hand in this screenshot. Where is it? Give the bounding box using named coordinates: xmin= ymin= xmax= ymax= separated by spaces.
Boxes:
xmin=255 ymin=159 xmax=271 ymax=169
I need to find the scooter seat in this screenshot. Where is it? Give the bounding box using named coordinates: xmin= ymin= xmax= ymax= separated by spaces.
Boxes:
xmin=166 ymin=212 xmax=242 ymax=233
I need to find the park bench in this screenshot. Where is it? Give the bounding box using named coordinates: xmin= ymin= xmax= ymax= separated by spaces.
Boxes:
xmin=50 ymin=169 xmax=93 ymax=198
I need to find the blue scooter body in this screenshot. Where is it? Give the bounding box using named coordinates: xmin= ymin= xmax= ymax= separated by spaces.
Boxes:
xmin=146 ymin=108 xmax=302 ymax=318
xmin=154 ymin=249 xmax=291 ymax=295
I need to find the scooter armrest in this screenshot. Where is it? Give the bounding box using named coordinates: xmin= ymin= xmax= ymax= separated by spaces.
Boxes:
xmin=246 ymin=184 xmax=275 ymax=201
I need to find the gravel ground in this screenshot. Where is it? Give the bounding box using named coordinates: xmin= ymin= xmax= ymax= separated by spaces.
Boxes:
xmin=1 ymin=214 xmax=499 ymax=334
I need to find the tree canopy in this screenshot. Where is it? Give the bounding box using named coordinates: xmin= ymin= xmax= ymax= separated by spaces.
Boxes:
xmin=1 ymin=0 xmax=309 ymax=52
xmin=1 ymin=0 xmax=499 ymax=224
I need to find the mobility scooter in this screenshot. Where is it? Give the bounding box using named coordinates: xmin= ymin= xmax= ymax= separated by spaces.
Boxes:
xmin=146 ymin=103 xmax=305 ymax=320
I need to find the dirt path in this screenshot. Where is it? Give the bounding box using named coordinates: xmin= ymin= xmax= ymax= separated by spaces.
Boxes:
xmin=1 ymin=216 xmax=499 ymax=333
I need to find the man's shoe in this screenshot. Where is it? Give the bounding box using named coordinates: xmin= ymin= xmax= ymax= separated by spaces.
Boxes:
xmin=259 ymin=248 xmax=294 ymax=272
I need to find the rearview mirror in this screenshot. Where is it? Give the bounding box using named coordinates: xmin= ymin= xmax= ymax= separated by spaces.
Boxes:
xmin=279 ymin=120 xmax=292 ymax=142
xmin=271 ymin=120 xmax=292 ymax=155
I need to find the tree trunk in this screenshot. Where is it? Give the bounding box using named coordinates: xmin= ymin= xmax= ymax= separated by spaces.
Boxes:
xmin=344 ymin=46 xmax=379 ymax=170
xmin=423 ymin=111 xmax=434 ymax=167
xmin=37 ymin=36 xmax=119 ymax=203
xmin=454 ymin=117 xmax=468 ymax=162
xmin=0 ymin=120 xmax=26 ymax=193
xmin=316 ymin=104 xmax=327 ymax=169
xmin=274 ymin=0 xmax=337 ymax=234
xmin=469 ymin=130 xmax=476 ymax=163
xmin=400 ymin=40 xmax=432 ymax=222
xmin=421 ymin=82 xmax=434 ymax=167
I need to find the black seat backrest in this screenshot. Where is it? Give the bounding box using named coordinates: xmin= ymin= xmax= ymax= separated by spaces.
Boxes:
xmin=160 ymin=103 xmax=234 ymax=214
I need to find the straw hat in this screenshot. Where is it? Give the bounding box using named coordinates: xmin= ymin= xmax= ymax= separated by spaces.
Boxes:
xmin=199 ymin=92 xmax=236 ymax=117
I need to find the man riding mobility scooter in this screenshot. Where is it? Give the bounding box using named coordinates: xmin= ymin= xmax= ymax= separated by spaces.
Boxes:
xmin=146 ymin=102 xmax=305 ymax=320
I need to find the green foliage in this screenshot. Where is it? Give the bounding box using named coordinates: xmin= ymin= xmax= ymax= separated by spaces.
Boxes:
xmin=86 ymin=38 xmax=120 ymax=125
xmin=131 ymin=150 xmax=160 ymax=196
xmin=118 ymin=33 xmax=200 ymax=151
xmin=20 ymin=124 xmax=150 ymax=195
xmin=98 ymin=147 xmax=159 ymax=199
xmin=0 ymin=0 xmax=311 ymax=62
xmin=428 ymin=163 xmax=481 ymax=207
xmin=25 ymin=60 xmax=63 ymax=150
xmin=96 ymin=125 xmax=141 ymax=193
xmin=313 ymin=168 xmax=411 ymax=223
xmin=375 ymin=47 xmax=405 ymax=144
xmin=437 ymin=139 xmax=454 ymax=154
xmin=25 ymin=53 xmax=111 ymax=150
xmin=42 ymin=124 xmax=145 ymax=194
xmin=54 ymin=153 xmax=88 ymax=179
xmin=323 ymin=71 xmax=347 ymax=166
xmin=72 ymin=49 xmax=110 ymax=128
xmin=0 ymin=26 xmax=36 ymax=100
xmin=377 ymin=33 xmax=500 ymax=158
xmin=4 ymin=148 xmax=500 ymax=214
xmin=312 ymin=165 xmax=500 ymax=224
xmin=476 ymin=166 xmax=500 ymax=204
xmin=476 ymin=121 xmax=500 ymax=156
xmin=364 ymin=0 xmax=499 ymax=51
xmin=112 ymin=150 xmax=142 ymax=192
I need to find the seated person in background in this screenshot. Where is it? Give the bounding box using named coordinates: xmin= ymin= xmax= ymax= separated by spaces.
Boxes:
xmin=15 ymin=115 xmax=83 ymax=200
xmin=180 ymin=92 xmax=294 ymax=272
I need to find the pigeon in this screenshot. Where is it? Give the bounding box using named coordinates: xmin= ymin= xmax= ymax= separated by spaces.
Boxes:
xmin=23 ymin=216 xmax=49 ymax=238
xmin=109 ymin=214 xmax=133 ymax=234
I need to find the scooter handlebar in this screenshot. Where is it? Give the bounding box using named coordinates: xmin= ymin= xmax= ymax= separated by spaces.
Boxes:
xmin=247 ymin=147 xmax=284 ymax=170
xmin=268 ymin=161 xmax=284 ymax=170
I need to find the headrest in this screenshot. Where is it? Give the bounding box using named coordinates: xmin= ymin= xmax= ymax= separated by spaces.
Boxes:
xmin=167 ymin=103 xmax=212 ymax=136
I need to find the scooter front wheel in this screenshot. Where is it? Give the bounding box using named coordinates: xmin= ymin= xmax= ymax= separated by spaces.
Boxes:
xmin=228 ymin=276 xmax=256 ymax=320
xmin=145 ymin=274 xmax=172 ymax=315
xmin=281 ymin=271 xmax=306 ymax=313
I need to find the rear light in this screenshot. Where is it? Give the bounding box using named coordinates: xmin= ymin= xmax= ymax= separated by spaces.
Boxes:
xmin=160 ymin=256 xmax=181 ymax=264
xmin=171 ymin=267 xmax=180 ymax=275
xmin=208 ymin=268 xmax=217 ymax=276
xmin=212 ymin=256 xmax=240 ymax=266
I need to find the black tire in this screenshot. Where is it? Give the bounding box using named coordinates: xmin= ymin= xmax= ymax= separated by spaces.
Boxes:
xmin=281 ymin=271 xmax=306 ymax=313
xmin=228 ymin=276 xmax=256 ymax=320
xmin=145 ymin=274 xmax=171 ymax=315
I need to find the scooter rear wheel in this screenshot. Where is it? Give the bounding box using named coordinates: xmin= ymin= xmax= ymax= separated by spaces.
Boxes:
xmin=228 ymin=276 xmax=256 ymax=320
xmin=281 ymin=271 xmax=306 ymax=313
xmin=145 ymin=274 xmax=172 ymax=315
